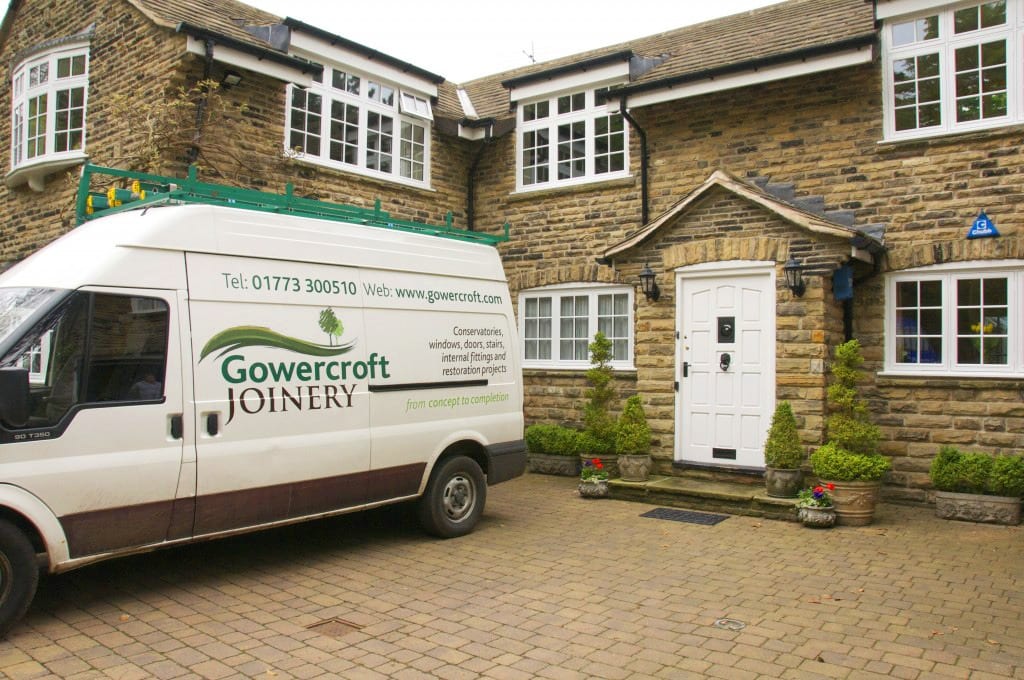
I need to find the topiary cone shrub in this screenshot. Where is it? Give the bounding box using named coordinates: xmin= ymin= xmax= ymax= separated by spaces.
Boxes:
xmin=583 ymin=332 xmax=617 ymax=457
xmin=764 ymin=401 xmax=802 ymax=470
xmin=615 ymin=395 xmax=651 ymax=456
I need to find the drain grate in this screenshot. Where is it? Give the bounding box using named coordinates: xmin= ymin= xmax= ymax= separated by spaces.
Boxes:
xmin=641 ymin=507 xmax=730 ymax=525
xmin=306 ymin=618 xmax=364 ymax=638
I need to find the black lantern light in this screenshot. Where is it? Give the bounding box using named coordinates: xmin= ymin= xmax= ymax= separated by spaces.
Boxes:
xmin=784 ymin=255 xmax=805 ymax=297
xmin=639 ymin=264 xmax=660 ymax=302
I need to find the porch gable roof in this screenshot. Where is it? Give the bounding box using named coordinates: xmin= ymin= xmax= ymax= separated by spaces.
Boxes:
xmin=600 ymin=170 xmax=884 ymax=262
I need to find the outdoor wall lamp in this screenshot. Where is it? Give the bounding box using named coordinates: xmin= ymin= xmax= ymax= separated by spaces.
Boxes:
xmin=784 ymin=255 xmax=806 ymax=297
xmin=221 ymin=70 xmax=243 ymax=88
xmin=639 ymin=264 xmax=660 ymax=302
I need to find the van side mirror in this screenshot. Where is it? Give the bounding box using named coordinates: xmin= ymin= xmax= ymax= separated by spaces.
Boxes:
xmin=0 ymin=367 xmax=30 ymax=428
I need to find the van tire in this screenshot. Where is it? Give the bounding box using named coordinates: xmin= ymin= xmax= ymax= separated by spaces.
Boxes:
xmin=418 ymin=456 xmax=486 ymax=538
xmin=0 ymin=520 xmax=38 ymax=638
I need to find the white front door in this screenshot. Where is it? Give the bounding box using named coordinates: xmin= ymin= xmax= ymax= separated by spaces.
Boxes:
xmin=676 ymin=265 xmax=775 ymax=468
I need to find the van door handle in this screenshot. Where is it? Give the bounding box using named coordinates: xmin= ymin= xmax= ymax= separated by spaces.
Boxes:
xmin=170 ymin=414 xmax=183 ymax=439
xmin=206 ymin=413 xmax=219 ymax=436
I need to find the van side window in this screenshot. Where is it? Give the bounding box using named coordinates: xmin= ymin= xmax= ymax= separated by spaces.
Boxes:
xmin=6 ymin=292 xmax=169 ymax=428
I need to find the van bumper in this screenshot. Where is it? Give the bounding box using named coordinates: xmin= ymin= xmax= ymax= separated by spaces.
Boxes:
xmin=485 ymin=440 xmax=527 ymax=485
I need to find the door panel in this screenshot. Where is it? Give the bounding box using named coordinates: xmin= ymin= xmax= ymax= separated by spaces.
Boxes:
xmin=678 ymin=270 xmax=774 ymax=468
xmin=0 ymin=288 xmax=186 ymax=557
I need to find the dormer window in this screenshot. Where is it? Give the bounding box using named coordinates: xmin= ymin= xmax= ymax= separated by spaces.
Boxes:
xmin=286 ymin=61 xmax=432 ymax=188
xmin=515 ymin=86 xmax=628 ymax=192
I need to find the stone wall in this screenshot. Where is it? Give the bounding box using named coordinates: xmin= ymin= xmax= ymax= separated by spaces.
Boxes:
xmin=0 ymin=0 xmax=474 ymax=265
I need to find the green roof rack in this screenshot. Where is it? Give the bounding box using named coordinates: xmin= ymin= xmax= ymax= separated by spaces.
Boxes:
xmin=74 ymin=164 xmax=510 ymax=246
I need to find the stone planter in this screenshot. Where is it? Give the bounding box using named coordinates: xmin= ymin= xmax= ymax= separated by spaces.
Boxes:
xmin=617 ymin=454 xmax=652 ymax=482
xmin=823 ymin=479 xmax=881 ymax=526
xmin=934 ymin=490 xmax=1021 ymax=525
xmin=764 ymin=467 xmax=803 ymax=498
xmin=797 ymin=506 xmax=835 ymax=528
xmin=527 ymin=452 xmax=582 ymax=477
xmin=578 ymin=480 xmax=609 ymax=498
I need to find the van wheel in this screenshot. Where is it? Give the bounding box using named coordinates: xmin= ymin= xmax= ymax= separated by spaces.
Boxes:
xmin=0 ymin=520 xmax=38 ymax=638
xmin=418 ymin=456 xmax=486 ymax=538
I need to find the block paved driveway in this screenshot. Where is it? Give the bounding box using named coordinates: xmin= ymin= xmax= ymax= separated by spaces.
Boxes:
xmin=1 ymin=472 xmax=1022 ymax=679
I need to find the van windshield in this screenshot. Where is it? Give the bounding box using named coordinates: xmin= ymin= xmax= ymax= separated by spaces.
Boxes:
xmin=0 ymin=287 xmax=63 ymax=347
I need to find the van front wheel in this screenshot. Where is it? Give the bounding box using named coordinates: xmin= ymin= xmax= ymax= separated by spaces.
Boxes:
xmin=0 ymin=520 xmax=39 ymax=638
xmin=418 ymin=456 xmax=486 ymax=538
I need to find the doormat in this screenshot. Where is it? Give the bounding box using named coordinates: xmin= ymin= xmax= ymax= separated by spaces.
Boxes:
xmin=640 ymin=507 xmax=730 ymax=525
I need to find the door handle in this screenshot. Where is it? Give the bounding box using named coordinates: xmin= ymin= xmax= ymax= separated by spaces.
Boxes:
xmin=682 ymin=361 xmax=689 ymax=378
xmin=206 ymin=413 xmax=219 ymax=436
xmin=170 ymin=414 xmax=183 ymax=439
xmin=719 ymin=353 xmax=731 ymax=372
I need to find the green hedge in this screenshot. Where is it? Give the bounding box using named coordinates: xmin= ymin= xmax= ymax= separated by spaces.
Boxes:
xmin=524 ymin=424 xmax=583 ymax=456
xmin=810 ymin=442 xmax=891 ymax=482
xmin=930 ymin=446 xmax=1024 ymax=497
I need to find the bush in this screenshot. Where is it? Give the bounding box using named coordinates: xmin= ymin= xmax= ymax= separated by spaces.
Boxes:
xmin=930 ymin=446 xmax=1024 ymax=497
xmin=810 ymin=442 xmax=891 ymax=482
xmin=764 ymin=401 xmax=802 ymax=469
xmin=615 ymin=395 xmax=651 ymax=456
xmin=524 ymin=424 xmax=582 ymax=456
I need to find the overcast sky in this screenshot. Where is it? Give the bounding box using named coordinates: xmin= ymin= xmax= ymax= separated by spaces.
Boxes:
xmin=243 ymin=1 xmax=785 ymax=83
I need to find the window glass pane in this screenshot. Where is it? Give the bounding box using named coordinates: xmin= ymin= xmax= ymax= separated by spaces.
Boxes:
xmin=981 ymin=0 xmax=1006 ymax=27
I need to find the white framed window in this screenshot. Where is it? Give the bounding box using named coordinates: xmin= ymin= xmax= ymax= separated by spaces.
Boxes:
xmin=885 ymin=261 xmax=1024 ymax=376
xmin=519 ymin=284 xmax=634 ymax=369
xmin=10 ymin=43 xmax=89 ymax=176
xmin=882 ymin=0 xmax=1022 ymax=140
xmin=515 ymin=86 xmax=628 ymax=192
xmin=286 ymin=62 xmax=431 ymax=188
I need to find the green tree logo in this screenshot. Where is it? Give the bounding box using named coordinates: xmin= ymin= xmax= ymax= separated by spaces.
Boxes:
xmin=319 ymin=308 xmax=344 ymax=346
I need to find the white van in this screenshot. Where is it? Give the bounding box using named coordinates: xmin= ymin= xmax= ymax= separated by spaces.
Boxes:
xmin=0 ymin=167 xmax=525 ymax=635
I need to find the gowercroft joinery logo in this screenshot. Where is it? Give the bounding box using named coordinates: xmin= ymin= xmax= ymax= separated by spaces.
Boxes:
xmin=199 ymin=308 xmax=391 ymax=424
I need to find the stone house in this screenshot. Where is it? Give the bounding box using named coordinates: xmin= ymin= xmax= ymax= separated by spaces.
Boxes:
xmin=3 ymin=0 xmax=1023 ymax=503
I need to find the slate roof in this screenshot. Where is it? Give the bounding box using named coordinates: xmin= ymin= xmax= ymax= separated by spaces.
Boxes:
xmin=460 ymin=0 xmax=876 ymax=121
xmin=3 ymin=0 xmax=877 ymax=123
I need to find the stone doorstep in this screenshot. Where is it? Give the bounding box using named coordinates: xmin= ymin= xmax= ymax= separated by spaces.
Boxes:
xmin=608 ymin=475 xmax=801 ymax=522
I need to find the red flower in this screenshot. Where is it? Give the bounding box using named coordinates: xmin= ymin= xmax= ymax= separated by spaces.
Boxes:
xmin=813 ymin=486 xmax=824 ymax=494
xmin=826 ymin=483 xmax=836 ymax=491
xmin=595 ymin=460 xmax=604 ymax=469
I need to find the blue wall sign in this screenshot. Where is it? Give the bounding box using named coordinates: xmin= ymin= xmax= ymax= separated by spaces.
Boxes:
xmin=967 ymin=210 xmax=999 ymax=239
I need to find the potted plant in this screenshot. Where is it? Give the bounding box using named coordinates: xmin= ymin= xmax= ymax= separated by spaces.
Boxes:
xmin=580 ymin=332 xmax=619 ymax=477
xmin=809 ymin=340 xmax=891 ymax=526
xmin=795 ymin=483 xmax=836 ymax=528
xmin=616 ymin=395 xmax=652 ymax=482
xmin=578 ymin=457 xmax=610 ymax=498
xmin=525 ymin=424 xmax=583 ymax=476
xmin=929 ymin=446 xmax=1024 ymax=525
xmin=763 ymin=400 xmax=803 ymax=497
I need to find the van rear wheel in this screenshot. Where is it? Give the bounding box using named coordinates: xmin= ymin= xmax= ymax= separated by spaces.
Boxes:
xmin=0 ymin=520 xmax=38 ymax=639
xmin=418 ymin=455 xmax=486 ymax=538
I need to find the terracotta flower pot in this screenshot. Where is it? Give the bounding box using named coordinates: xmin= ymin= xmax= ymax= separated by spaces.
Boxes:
xmin=823 ymin=479 xmax=881 ymax=526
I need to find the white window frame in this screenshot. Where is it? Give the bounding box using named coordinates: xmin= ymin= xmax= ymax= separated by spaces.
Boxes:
xmin=514 ymin=84 xmax=629 ymax=193
xmin=518 ymin=284 xmax=634 ymax=370
xmin=882 ymin=0 xmax=1021 ymax=141
xmin=8 ymin=41 xmax=89 ymax=189
xmin=884 ymin=260 xmax=1024 ymax=376
xmin=285 ymin=61 xmax=432 ymax=189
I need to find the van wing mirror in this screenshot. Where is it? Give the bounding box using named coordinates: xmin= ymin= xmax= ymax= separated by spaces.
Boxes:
xmin=0 ymin=367 xmax=30 ymax=428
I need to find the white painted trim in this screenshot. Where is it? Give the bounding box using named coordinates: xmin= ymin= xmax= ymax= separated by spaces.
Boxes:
xmin=876 ymin=0 xmax=956 ymax=20
xmin=458 ymin=125 xmax=489 ymax=141
xmin=508 ymin=61 xmax=630 ymax=102
xmin=185 ymin=37 xmax=313 ymax=87
xmin=289 ymin=33 xmax=438 ymax=96
xmin=627 ymin=48 xmax=873 ymax=109
xmin=456 ymin=88 xmax=478 ymax=119
xmin=674 ymin=260 xmax=776 ymax=277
